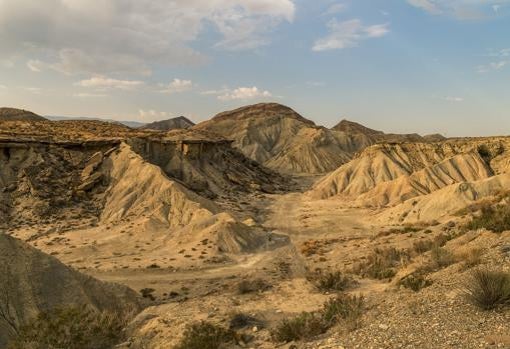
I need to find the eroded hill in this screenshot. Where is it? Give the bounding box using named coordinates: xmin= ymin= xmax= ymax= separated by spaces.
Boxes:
xmin=0 ymin=107 xmax=46 ymax=121
xmin=0 ymin=233 xmax=141 ymax=347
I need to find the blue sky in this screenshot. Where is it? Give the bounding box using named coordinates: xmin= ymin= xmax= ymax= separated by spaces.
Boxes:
xmin=0 ymin=0 xmax=509 ymax=136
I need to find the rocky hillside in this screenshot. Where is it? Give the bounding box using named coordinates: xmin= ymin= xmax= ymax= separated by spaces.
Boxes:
xmin=140 ymin=116 xmax=195 ymax=131
xmin=332 ymin=119 xmax=444 ymax=144
xmin=0 ymin=233 xmax=141 ymax=347
xmin=0 ymin=108 xmax=46 ymax=121
xmin=194 ymin=103 xmax=372 ymax=174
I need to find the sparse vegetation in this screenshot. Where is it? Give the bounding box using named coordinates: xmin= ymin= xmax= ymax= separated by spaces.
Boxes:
xmin=140 ymin=288 xmax=156 ymax=300
xmin=398 ymin=273 xmax=432 ymax=292
xmin=354 ymin=248 xmax=410 ymax=280
xmin=7 ymin=305 xmax=131 ymax=349
xmin=174 ymin=321 xmax=235 ymax=349
xmin=271 ymin=312 xmax=327 ymax=343
xmin=321 ymin=294 xmax=365 ymax=330
xmin=272 ymin=295 xmax=365 ymax=343
xmin=459 ymin=248 xmax=484 ymax=269
xmin=464 ymin=269 xmax=510 ymax=310
xmin=430 ymin=246 xmax=455 ymax=269
xmin=465 ymin=205 xmax=510 ymax=233
xmin=229 ymin=313 xmax=265 ymax=330
xmin=308 ymin=270 xmax=355 ymax=292
xmin=237 ymin=278 xmax=271 ymax=294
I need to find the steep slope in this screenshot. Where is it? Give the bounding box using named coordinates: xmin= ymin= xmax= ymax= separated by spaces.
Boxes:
xmin=0 ymin=107 xmax=46 ymax=121
xmin=28 ymin=143 xmax=289 ymax=271
xmin=0 ymin=138 xmax=118 ymax=231
xmin=309 ymin=143 xmax=464 ymax=200
xmin=140 ymin=116 xmax=195 ymax=131
xmin=355 ymin=152 xmax=492 ymax=207
xmin=194 ymin=103 xmax=367 ymax=174
xmin=0 ymin=233 xmax=141 ymax=347
xmin=128 ymin=129 xmax=289 ymax=199
xmin=378 ymin=172 xmax=510 ymax=224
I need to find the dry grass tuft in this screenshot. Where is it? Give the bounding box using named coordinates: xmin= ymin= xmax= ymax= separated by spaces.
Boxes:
xmin=464 ymin=269 xmax=510 ymax=310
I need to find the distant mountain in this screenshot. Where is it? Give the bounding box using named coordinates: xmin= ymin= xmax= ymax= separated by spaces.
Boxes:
xmin=332 ymin=119 xmax=384 ymax=136
xmin=332 ymin=119 xmax=446 ymax=144
xmin=194 ymin=103 xmax=368 ymax=174
xmin=46 ymin=115 xmax=146 ymax=128
xmin=0 ymin=107 xmax=46 ymax=121
xmin=140 ymin=116 xmax=195 ymax=131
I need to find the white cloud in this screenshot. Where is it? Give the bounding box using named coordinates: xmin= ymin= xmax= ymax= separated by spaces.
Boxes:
xmin=159 ymin=79 xmax=193 ymax=94
xmin=444 ymin=96 xmax=464 ymax=102
xmin=407 ymin=0 xmax=442 ymax=14
xmin=477 ymin=61 xmax=507 ymax=73
xmin=324 ymin=3 xmax=347 ymax=15
xmin=138 ymin=109 xmax=172 ymax=121
xmin=216 ymin=86 xmax=272 ymax=101
xmin=76 ymin=76 xmax=144 ymax=90
xmin=312 ymin=19 xmax=389 ymax=52
xmin=73 ymin=92 xmax=108 ymax=98
xmin=0 ymin=84 xmax=6 ymax=89
xmin=27 ymin=60 xmax=43 ymax=72
xmin=407 ymin=0 xmax=509 ymax=19
xmin=0 ymin=0 xmax=295 ymax=75
xmin=25 ymin=87 xmax=42 ymax=94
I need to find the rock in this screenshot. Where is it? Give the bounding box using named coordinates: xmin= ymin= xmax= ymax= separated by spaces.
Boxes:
xmin=379 ymin=324 xmax=389 ymax=330
xmin=78 ymin=172 xmax=103 ymax=191
xmin=81 ymin=151 xmax=104 ymax=179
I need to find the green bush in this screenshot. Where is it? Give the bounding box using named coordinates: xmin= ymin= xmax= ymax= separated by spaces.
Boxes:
xmin=8 ymin=305 xmax=130 ymax=349
xmin=465 ymin=205 xmax=510 ymax=233
xmin=174 ymin=321 xmax=235 ymax=349
xmin=464 ymin=269 xmax=510 ymax=310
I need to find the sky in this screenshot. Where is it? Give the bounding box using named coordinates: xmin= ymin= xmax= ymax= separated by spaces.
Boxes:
xmin=0 ymin=0 xmax=509 ymax=136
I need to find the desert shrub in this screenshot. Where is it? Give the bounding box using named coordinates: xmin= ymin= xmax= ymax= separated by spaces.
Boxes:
xmin=465 ymin=205 xmax=510 ymax=233
xmin=229 ymin=313 xmax=265 ymax=330
xmin=433 ymin=233 xmax=451 ymax=247
xmin=8 ymin=305 xmax=130 ymax=349
xmin=237 ymin=279 xmax=271 ymax=294
xmin=271 ymin=312 xmax=327 ymax=343
xmin=460 ymin=248 xmax=484 ymax=269
xmin=354 ymin=248 xmax=410 ymax=280
xmin=398 ymin=273 xmax=432 ymax=292
xmin=140 ymin=288 xmax=156 ymax=300
xmin=321 ymin=294 xmax=364 ymax=330
xmin=174 ymin=321 xmax=235 ymax=349
xmin=464 ymin=269 xmax=510 ymax=310
xmin=430 ymin=246 xmax=455 ymax=269
xmin=272 ymin=294 xmax=366 ymax=343
xmin=309 ymin=270 xmax=354 ymax=292
xmin=412 ymin=240 xmax=434 ymax=254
